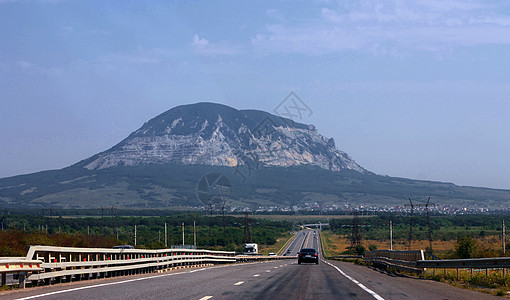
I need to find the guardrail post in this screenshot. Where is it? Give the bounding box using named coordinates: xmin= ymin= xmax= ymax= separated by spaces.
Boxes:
xmin=456 ymin=268 xmax=459 ymax=280
xmin=1 ymin=273 xmax=5 ymax=286
xmin=19 ymin=272 xmax=26 ymax=289
xmin=486 ymin=268 xmax=489 ymax=276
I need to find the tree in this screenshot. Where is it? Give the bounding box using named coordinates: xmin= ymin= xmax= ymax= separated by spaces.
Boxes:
xmin=455 ymin=236 xmax=478 ymax=259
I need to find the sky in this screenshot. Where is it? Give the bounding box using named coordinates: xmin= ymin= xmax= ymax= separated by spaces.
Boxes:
xmin=1 ymin=0 xmax=510 ymax=189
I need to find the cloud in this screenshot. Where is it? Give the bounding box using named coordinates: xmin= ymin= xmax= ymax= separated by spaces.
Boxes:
xmin=192 ymin=34 xmax=209 ymax=46
xmin=192 ymin=34 xmax=239 ymax=56
xmin=251 ymin=0 xmax=510 ymax=56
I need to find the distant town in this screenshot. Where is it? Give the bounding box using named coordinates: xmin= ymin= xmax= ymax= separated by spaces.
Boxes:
xmin=197 ymin=202 xmax=503 ymax=215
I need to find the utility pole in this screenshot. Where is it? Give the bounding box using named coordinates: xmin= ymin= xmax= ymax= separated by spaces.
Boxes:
xmin=408 ymin=198 xmax=414 ymax=251
xmin=87 ymin=225 xmax=90 ymax=236
xmin=426 ymin=197 xmax=433 ymax=253
xmin=182 ymin=222 xmax=185 ymax=245
xmin=134 ymin=225 xmax=137 ymax=246
xmin=390 ymin=220 xmax=393 ymax=250
xmin=222 ymin=201 xmax=226 ymax=229
xmin=164 ymin=223 xmax=168 ymax=247
xmin=194 ymin=221 xmax=197 ymax=247
xmin=503 ymin=219 xmax=506 ymax=254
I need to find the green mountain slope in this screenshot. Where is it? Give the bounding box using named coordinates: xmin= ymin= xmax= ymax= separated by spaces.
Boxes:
xmin=1 ymin=163 xmax=509 ymax=209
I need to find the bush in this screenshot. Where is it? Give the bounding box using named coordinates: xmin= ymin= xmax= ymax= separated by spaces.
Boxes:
xmin=355 ymin=245 xmax=366 ymax=256
xmin=455 ymin=236 xmax=478 ymax=259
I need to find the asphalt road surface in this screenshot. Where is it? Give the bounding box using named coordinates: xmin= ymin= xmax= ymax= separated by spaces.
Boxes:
xmin=0 ymin=230 xmax=500 ymax=300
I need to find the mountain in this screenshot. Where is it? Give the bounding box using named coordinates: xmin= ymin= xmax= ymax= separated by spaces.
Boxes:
xmin=1 ymin=102 xmax=510 ymax=210
xmin=75 ymin=102 xmax=366 ymax=173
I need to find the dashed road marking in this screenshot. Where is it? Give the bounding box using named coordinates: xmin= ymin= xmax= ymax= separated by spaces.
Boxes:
xmin=254 ymin=274 xmax=260 ymax=277
xmin=273 ymin=266 xmax=278 ymax=269
xmin=199 ymin=297 xmax=213 ymax=300
xmin=266 ymin=270 xmax=271 ymax=272
xmin=234 ymin=281 xmax=244 ymax=286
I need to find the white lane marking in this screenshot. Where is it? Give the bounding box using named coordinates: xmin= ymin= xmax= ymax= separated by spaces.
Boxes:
xmin=324 ymin=260 xmax=385 ymax=300
xmin=266 ymin=270 xmax=271 ymax=272
xmin=199 ymin=297 xmax=213 ymax=300
xmin=234 ymin=281 xmax=244 ymax=286
xmin=273 ymin=266 xmax=278 ymax=269
xmin=253 ymin=274 xmax=260 ymax=277
xmin=15 ymin=264 xmax=246 ymax=300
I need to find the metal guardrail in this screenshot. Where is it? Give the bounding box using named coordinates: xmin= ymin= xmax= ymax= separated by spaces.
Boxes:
xmin=363 ymin=250 xmax=425 ymax=273
xmin=2 ymin=245 xmax=298 ymax=289
xmin=329 ymin=255 xmax=363 ymax=260
xmin=417 ymin=257 xmax=510 ymax=269
xmin=364 ymin=249 xmax=510 ymax=278
xmin=1 ymin=257 xmax=43 ymax=287
xmin=1 ymin=245 xmax=236 ymax=288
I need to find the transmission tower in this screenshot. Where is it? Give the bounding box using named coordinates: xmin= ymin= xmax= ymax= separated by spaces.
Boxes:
xmin=350 ymin=211 xmax=362 ymax=249
xmin=405 ymin=197 xmax=436 ymax=251
xmin=243 ymin=211 xmax=252 ymax=244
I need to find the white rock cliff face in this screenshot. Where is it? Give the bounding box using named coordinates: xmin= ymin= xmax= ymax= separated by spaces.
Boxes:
xmin=83 ymin=104 xmax=366 ymax=174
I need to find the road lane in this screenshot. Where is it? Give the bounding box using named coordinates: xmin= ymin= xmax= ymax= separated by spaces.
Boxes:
xmin=1 ymin=260 xmax=374 ymax=300
xmin=0 ymin=229 xmax=501 ymax=300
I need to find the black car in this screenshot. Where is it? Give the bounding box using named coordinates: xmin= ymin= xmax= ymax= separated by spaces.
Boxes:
xmin=298 ymin=248 xmax=319 ymax=264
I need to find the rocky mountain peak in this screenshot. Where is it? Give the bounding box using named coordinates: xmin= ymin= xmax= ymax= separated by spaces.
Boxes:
xmin=78 ymin=102 xmax=367 ymax=173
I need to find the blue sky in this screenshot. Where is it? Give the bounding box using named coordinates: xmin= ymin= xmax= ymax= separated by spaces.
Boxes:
xmin=1 ymin=0 xmax=510 ymax=189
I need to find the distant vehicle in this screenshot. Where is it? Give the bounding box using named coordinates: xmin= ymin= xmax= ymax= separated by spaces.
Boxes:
xmin=112 ymin=245 xmax=134 ymax=249
xmin=286 ymin=249 xmax=292 ymax=254
xmin=244 ymin=243 xmax=258 ymax=255
xmin=268 ymin=252 xmax=276 ymax=256
xmin=298 ymin=248 xmax=319 ymax=265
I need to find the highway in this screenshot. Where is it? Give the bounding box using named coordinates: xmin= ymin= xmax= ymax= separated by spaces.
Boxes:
xmin=0 ymin=230 xmax=499 ymax=300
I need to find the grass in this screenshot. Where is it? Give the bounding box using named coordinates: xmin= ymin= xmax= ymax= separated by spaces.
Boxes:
xmin=258 ymin=232 xmax=294 ymax=255
xmin=422 ymin=268 xmax=510 ymax=296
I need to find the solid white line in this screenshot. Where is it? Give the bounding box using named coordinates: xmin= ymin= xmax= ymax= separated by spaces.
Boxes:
xmin=15 ymin=263 xmax=247 ymax=300
xmin=199 ymin=296 xmax=213 ymax=300
xmin=323 ymin=260 xmax=385 ymax=300
xmin=234 ymin=281 xmax=244 ymax=286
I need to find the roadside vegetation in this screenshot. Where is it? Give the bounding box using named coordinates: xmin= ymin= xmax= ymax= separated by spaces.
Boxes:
xmin=322 ymin=214 xmax=510 ymax=295
xmin=0 ymin=212 xmax=291 ymax=256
